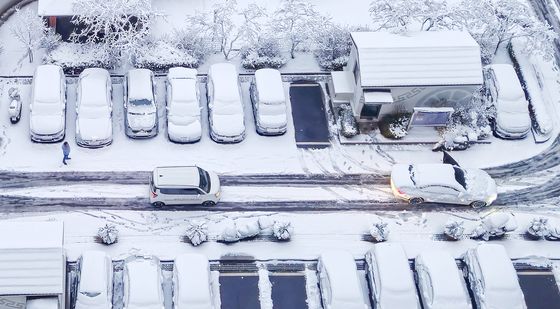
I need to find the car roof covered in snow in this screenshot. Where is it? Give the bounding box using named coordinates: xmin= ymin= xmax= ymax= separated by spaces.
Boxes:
xmin=127 ymin=69 xmax=153 ymax=101
xmin=474 ymin=244 xmax=520 ymax=290
xmin=255 ymin=69 xmax=285 ymax=104
xmin=168 ymin=67 xmax=198 ymax=79
xmin=411 ymin=164 xmax=463 ymax=190
xmin=34 ymin=65 xmax=63 ymax=104
xmin=208 ymin=63 xmax=241 ymax=102
xmin=170 ymin=79 xmax=198 ymax=102
xmin=153 ymin=166 xmax=201 ymax=188
xmin=125 ymin=257 xmax=162 ymax=306
xmin=79 ymin=68 xmax=110 ymax=106
xmin=26 ymin=298 xmax=59 ymax=309
xmin=79 ymin=251 xmax=109 ymax=293
xmin=174 ymin=254 xmax=213 ymax=307
xmin=319 ymin=251 xmax=366 ymax=307
xmin=487 ymin=64 xmax=525 ymax=101
xmin=416 ymin=250 xmax=470 ymax=306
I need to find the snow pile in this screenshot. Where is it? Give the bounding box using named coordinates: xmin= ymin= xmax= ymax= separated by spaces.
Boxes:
xmin=184 ymin=220 xmax=209 ymax=246
xmin=44 ymin=42 xmax=116 ymax=74
xmin=97 ymin=223 xmax=118 ymax=245
xmin=133 ymin=41 xmax=199 ymax=70
xmin=258 ymin=267 xmax=273 ymax=309
xmin=304 ymin=269 xmax=322 ymax=309
xmin=272 ymin=219 xmax=293 ymax=241
xmin=471 ymin=212 xmax=518 ymax=241
xmin=217 ymin=217 xmax=261 ymax=242
xmin=369 ymin=220 xmax=389 ymax=242
xmin=444 ymin=219 xmax=465 ymax=240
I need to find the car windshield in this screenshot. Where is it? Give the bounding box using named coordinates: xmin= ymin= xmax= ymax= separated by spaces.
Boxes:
xmin=453 ymin=167 xmax=467 ymax=189
xmin=80 ymin=291 xmax=101 ymax=298
xmin=198 ymin=168 xmax=211 ymax=193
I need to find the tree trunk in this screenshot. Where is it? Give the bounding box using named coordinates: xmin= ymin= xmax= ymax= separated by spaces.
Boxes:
xmin=27 ymin=48 xmax=33 ymax=63
xmin=290 ymin=43 xmax=295 ymax=59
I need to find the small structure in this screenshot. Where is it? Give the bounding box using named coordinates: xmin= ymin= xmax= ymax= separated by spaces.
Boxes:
xmin=331 ymin=31 xmax=483 ymax=128
xmin=37 ymin=0 xmax=75 ymax=40
xmin=0 ymin=222 xmax=65 ymax=309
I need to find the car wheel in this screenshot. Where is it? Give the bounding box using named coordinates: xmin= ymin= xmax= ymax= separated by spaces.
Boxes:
xmin=470 ymin=201 xmax=487 ymax=209
xmin=152 ymin=202 xmax=165 ymax=208
xmin=202 ymin=201 xmax=216 ymax=206
xmin=409 ymin=197 xmax=424 ymax=205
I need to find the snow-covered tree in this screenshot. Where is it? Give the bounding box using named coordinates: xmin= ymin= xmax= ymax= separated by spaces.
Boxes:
xmin=369 ymin=0 xmax=451 ymax=33
xmin=184 ymin=220 xmax=209 ymax=246
xmin=313 ymin=19 xmax=353 ymax=70
xmin=527 ymin=217 xmax=549 ymax=239
xmin=370 ymin=221 xmax=390 ymax=242
xmin=273 ymin=0 xmax=320 ymax=59
xmin=444 ymin=220 xmax=465 ymax=240
xmin=239 ymin=3 xmax=268 ymax=47
xmin=70 ymin=0 xmax=156 ymax=61
xmin=273 ymin=219 xmax=294 ymax=240
xmin=452 ymin=0 xmax=556 ymax=62
xmin=9 ymin=8 xmax=48 ymax=63
xmin=97 ymin=223 xmax=118 ymax=245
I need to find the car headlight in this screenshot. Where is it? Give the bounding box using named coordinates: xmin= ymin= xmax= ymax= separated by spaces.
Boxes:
xmin=215 ymin=190 xmax=221 ymax=198
xmin=487 ymin=193 xmax=498 ymax=204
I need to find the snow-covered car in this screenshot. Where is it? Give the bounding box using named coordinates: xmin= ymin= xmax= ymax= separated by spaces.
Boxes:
xmin=207 ymin=63 xmax=245 ymax=143
xmin=365 ymin=243 xmax=421 ymax=309
xmin=76 ymin=68 xmax=113 ymax=148
xmin=26 ymin=297 xmax=59 ymax=309
xmin=390 ymin=163 xmax=497 ymax=208
xmin=173 ymin=254 xmax=216 ymax=309
xmin=415 ymin=250 xmax=472 ymax=309
xmin=149 ymin=166 xmax=221 ymax=207
xmin=463 ymin=244 xmax=526 ymax=309
xmin=75 ymin=251 xmax=113 ymax=309
xmin=124 ymin=69 xmax=158 ymax=138
xmin=250 ymin=68 xmax=287 ymax=135
xmin=166 ymin=67 xmax=201 ymax=143
xmin=123 ymin=256 xmax=164 ymax=309
xmin=485 ymin=64 xmax=531 ymax=139
xmin=317 ymin=251 xmax=368 ymax=309
xmin=30 ymin=64 xmax=66 ymax=142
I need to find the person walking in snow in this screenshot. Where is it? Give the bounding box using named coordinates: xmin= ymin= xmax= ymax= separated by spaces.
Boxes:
xmin=62 ymin=141 xmax=71 ymax=165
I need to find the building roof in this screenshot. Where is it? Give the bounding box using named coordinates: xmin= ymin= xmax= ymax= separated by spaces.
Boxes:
xmin=0 ymin=222 xmax=65 ymax=295
xmin=350 ymin=31 xmax=483 ymax=87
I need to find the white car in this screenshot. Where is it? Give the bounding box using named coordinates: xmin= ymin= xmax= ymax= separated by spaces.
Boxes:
xmin=317 ymin=251 xmax=368 ymax=309
xmin=75 ymin=251 xmax=113 ymax=309
xmin=250 ymin=68 xmax=288 ymax=135
xmin=485 ymin=64 xmax=531 ymax=139
xmin=123 ymin=257 xmax=164 ymax=309
xmin=415 ymin=250 xmax=472 ymax=309
xmin=365 ymin=243 xmax=421 ymax=309
xmin=166 ymin=67 xmax=201 ymax=143
xmin=173 ymin=254 xmax=216 ymax=309
xmin=76 ymin=68 xmax=113 ymax=148
xmin=30 ymin=64 xmax=66 ymax=142
xmin=391 ymin=163 xmax=497 ymax=208
xmin=124 ymin=69 xmax=158 ymax=138
xmin=463 ymin=244 xmax=526 ymax=309
xmin=207 ymin=63 xmax=245 ymax=143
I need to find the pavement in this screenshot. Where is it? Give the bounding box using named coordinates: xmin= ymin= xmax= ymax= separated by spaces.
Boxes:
xmin=289 ymin=82 xmax=331 ymax=148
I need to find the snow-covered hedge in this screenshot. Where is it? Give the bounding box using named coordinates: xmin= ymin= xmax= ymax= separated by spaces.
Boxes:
xmin=241 ymin=38 xmax=287 ymax=70
xmin=217 ymin=217 xmax=261 ymax=242
xmin=44 ymin=42 xmax=116 ymax=74
xmin=378 ymin=113 xmax=411 ymax=139
xmin=97 ymin=223 xmax=118 ymax=245
xmin=338 ymin=104 xmax=359 ymax=138
xmin=133 ymin=41 xmax=199 ymax=71
xmin=471 ymin=212 xmax=518 ymax=241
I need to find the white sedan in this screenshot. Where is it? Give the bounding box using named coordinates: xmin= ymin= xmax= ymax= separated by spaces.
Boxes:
xmin=166 ymin=67 xmax=201 ymax=143
xmin=76 ymin=68 xmax=113 ymax=147
xmin=123 ymin=256 xmax=164 ymax=309
xmin=30 ymin=64 xmax=66 ymax=142
xmin=75 ymin=251 xmax=113 ymax=309
xmin=391 ymin=163 xmax=497 ymax=208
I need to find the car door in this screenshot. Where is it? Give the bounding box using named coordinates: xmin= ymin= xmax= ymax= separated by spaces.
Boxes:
xmin=422 ymin=185 xmax=460 ymax=204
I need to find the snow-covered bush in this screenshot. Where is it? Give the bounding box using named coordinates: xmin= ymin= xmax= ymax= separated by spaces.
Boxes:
xmin=369 ymin=221 xmax=390 ymax=242
xmin=444 ymin=220 xmax=465 ymax=240
xmin=218 ymin=218 xmax=240 ymax=243
xmin=433 ymin=124 xmax=477 ymax=151
xmin=40 ymin=28 xmax=61 ymax=53
xmin=44 ymin=42 xmax=116 ymax=74
xmin=547 ymin=225 xmax=560 ymax=241
xmin=273 ymin=0 xmax=321 ymax=59
xmin=471 ymin=212 xmax=518 ymax=241
xmin=272 ymin=219 xmax=294 ymax=240
xmin=133 ymin=40 xmax=198 ymax=71
xmin=241 ymin=37 xmax=287 ymax=70
xmin=217 ymin=217 xmax=261 ymax=243
xmin=338 ymin=105 xmax=359 ymax=138
xmin=184 ymin=220 xmax=209 ymax=246
xmin=527 ymin=217 xmax=549 ymax=239
xmin=174 ymin=28 xmax=214 ymax=64
xmin=97 ymin=224 xmax=118 ymax=245
xmin=378 ymin=113 xmax=411 ymax=139
xmin=314 ymin=21 xmax=352 ymax=71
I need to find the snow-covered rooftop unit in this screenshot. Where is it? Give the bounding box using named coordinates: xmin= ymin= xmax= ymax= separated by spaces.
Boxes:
xmin=0 ymin=221 xmax=65 ymax=308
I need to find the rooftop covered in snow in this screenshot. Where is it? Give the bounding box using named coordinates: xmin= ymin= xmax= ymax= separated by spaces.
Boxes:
xmin=350 ymin=31 xmax=483 ymax=88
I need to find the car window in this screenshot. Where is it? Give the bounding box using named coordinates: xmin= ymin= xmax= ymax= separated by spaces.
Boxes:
xmin=130 ymin=99 xmax=152 ymax=106
xmin=160 ymin=188 xmax=199 ymax=195
xmin=80 ymin=291 xmax=101 ymax=297
xmin=198 ymin=168 xmax=211 ymax=193
xmin=453 ymin=167 xmax=467 ymax=189
xmin=408 ymin=165 xmax=417 ymax=186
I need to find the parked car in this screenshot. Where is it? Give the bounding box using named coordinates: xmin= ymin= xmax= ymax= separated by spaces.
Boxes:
xmin=485 ymin=64 xmax=531 ymax=139
xmin=390 ymin=163 xmax=497 ymax=208
xmin=317 ymin=251 xmax=368 ymax=309
xmin=149 ymin=166 xmax=221 ymax=207
xmin=123 ymin=256 xmax=164 ymax=309
xmin=365 ymin=243 xmax=421 ymax=309
xmin=75 ymin=251 xmax=113 ymax=309
xmin=415 ymin=250 xmax=472 ymax=309
xmin=30 ymin=64 xmax=66 ymax=142
xmin=76 ymin=68 xmax=113 ymax=148
xmin=124 ymin=69 xmax=158 ymax=138
xmin=166 ymin=67 xmax=202 ymax=143
xmin=463 ymin=244 xmax=526 ymax=309
xmin=26 ymin=297 xmax=59 ymax=309
xmin=250 ymin=68 xmax=287 ymax=135
xmin=207 ymin=63 xmax=245 ymax=143
xmin=173 ymin=254 xmax=216 ymax=309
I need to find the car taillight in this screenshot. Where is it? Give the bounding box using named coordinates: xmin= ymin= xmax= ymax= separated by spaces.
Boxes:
xmin=397 ymin=188 xmax=405 ymax=195
xmin=151 ymin=191 xmax=158 ymax=198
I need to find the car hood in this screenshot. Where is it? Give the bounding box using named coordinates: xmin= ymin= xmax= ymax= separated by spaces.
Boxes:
xmin=258 ymin=113 xmax=287 ymax=128
xmin=496 ymin=111 xmax=531 ymax=133
xmin=168 ymin=118 xmax=201 ymax=140
xmin=30 ymin=114 xmax=64 ymax=134
xmin=128 ymin=113 xmax=156 ymax=130
xmin=211 ymin=114 xmax=245 ymax=137
xmin=78 ymin=117 xmax=112 ymax=140
xmin=465 ymin=169 xmax=497 ymax=201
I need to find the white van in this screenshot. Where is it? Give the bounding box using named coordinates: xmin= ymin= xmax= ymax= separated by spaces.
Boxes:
xmin=250 ymin=69 xmax=288 ymax=135
xmin=149 ymin=166 xmax=221 ymax=207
